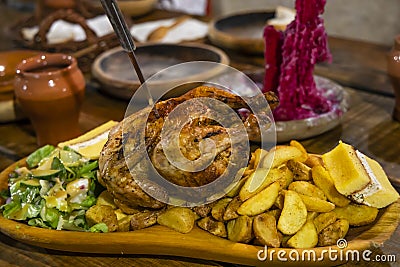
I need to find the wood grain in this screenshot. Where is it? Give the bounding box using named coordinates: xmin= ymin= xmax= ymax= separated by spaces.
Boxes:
xmin=315 ymin=37 xmax=393 ymax=97
xmin=0 ymin=159 xmax=399 ymax=267
xmin=1 ymin=3 xmax=399 ymax=267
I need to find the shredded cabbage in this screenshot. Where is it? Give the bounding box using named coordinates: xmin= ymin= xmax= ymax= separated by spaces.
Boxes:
xmin=263 ymin=0 xmax=332 ymax=121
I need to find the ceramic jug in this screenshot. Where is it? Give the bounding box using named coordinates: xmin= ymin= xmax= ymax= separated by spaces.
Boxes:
xmin=387 ymin=35 xmax=400 ymax=121
xmin=14 ymin=53 xmax=85 ymax=146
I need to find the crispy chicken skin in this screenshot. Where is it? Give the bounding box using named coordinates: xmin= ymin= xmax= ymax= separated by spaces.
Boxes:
xmin=98 ymin=86 xmax=278 ymax=209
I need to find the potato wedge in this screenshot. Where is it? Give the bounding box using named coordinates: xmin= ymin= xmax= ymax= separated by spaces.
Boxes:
xmin=131 ymin=209 xmax=162 ymax=230
xmin=114 ymin=209 xmax=134 ymax=231
xmin=287 ymin=160 xmax=312 ymax=181
xmin=253 ymin=213 xmax=281 ymax=248
xmin=85 ymin=205 xmax=118 ymax=232
xmin=96 ymin=190 xmax=117 ymax=209
xmin=223 ymin=196 xmax=243 ymax=221
xmin=197 ymin=216 xmax=227 ymax=237
xmin=113 ymin=198 xmax=144 ymax=215
xmin=312 ymin=165 xmax=351 ymax=207
xmin=304 ymin=154 xmax=324 ymax=168
xmin=274 ymin=191 xmax=285 ymax=210
xmin=249 ymin=148 xmax=268 ymax=169
xmin=226 ymin=177 xmax=248 ymax=198
xmin=239 ymin=168 xmax=269 ymax=201
xmin=307 ymin=211 xmax=319 ymax=221
xmin=243 ymin=167 xmax=255 ymax=178
xmin=288 ymin=181 xmax=326 ymax=200
xmin=277 ymin=190 xmax=307 ymax=235
xmin=332 ymin=204 xmax=378 ymax=226
xmin=298 ymin=194 xmax=335 ymax=213
xmin=318 ymin=219 xmax=349 ymax=246
xmin=239 ymin=166 xmax=292 ymax=201
xmin=226 ymin=215 xmax=253 ymax=243
xmin=114 ymin=209 xmax=128 ymax=221
xmin=157 ymin=207 xmax=196 ymax=233
xmin=289 ymin=140 xmax=308 ymax=162
xmin=313 ymin=212 xmax=337 ymax=233
xmin=287 ymin=220 xmax=318 ymax=248
xmin=280 ymin=234 xmax=292 ymax=248
xmin=262 ymin=145 xmax=303 ymax=169
xmin=211 ymin=197 xmax=232 ymax=221
xmin=117 ymin=215 xmax=132 ymax=232
xmin=238 ymin=181 xmax=280 ymax=216
xmin=275 ymin=165 xmax=294 ymax=189
xmin=192 ymin=204 xmax=212 ymax=218
xmin=266 ymin=209 xmax=282 ymax=220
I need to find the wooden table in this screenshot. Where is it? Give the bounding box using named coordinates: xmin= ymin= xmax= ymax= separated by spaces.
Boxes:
xmin=0 ymin=4 xmax=399 ymax=267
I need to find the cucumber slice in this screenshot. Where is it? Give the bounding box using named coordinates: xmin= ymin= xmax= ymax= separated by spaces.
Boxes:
xmin=37 ymin=148 xmax=60 ymax=170
xmin=59 ymin=150 xmax=81 ymax=166
xmin=21 ymin=179 xmax=41 ymax=187
xmin=26 ymin=145 xmax=55 ymax=168
xmin=31 ymin=169 xmax=61 ymax=179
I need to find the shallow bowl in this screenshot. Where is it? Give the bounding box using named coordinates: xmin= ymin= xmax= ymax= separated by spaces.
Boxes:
xmin=208 ymin=11 xmax=275 ymax=55
xmin=91 ymin=43 xmax=229 ymax=100
xmin=85 ymin=0 xmax=157 ymax=17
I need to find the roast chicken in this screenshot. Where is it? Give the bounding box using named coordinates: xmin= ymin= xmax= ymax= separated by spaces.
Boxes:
xmin=98 ymin=86 xmax=279 ymax=210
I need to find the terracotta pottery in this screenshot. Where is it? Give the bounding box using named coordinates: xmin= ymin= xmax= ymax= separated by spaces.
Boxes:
xmin=387 ymin=35 xmax=400 ymax=121
xmin=14 ymin=53 xmax=85 ymax=146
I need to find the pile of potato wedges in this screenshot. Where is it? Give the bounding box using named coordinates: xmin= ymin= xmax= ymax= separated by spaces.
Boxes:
xmin=86 ymin=141 xmax=380 ymax=249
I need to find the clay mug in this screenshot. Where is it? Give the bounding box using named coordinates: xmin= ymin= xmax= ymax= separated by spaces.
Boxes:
xmin=14 ymin=53 xmax=85 ymax=146
xmin=387 ymin=35 xmax=400 ymax=121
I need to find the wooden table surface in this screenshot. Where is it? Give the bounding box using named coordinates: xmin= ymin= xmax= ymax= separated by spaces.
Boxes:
xmin=0 ymin=3 xmax=399 ymax=267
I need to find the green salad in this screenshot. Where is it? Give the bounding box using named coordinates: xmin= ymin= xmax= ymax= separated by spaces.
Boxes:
xmin=0 ymin=145 xmax=107 ymax=232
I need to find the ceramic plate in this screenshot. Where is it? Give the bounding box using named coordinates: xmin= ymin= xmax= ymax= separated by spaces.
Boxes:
xmin=212 ymin=70 xmax=348 ymax=143
xmin=208 ymin=11 xmax=274 ymax=55
xmin=85 ymin=0 xmax=157 ymax=17
xmin=275 ymin=76 xmax=348 ymax=142
xmin=0 ymin=158 xmax=399 ymax=266
xmin=91 ymin=43 xmax=229 ymax=100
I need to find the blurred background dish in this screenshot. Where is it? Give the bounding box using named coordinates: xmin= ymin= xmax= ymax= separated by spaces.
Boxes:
xmin=275 ymin=75 xmax=348 ymax=142
xmin=0 ymin=50 xmax=39 ymax=94
xmin=212 ymin=70 xmax=348 ymax=143
xmin=85 ymin=0 xmax=157 ymax=17
xmin=91 ymin=43 xmax=229 ymax=100
xmin=0 ymin=50 xmax=39 ymax=123
xmin=208 ymin=11 xmax=275 ymax=55
xmin=118 ymin=0 xmax=158 ymax=17
xmin=130 ymin=16 xmax=208 ymax=43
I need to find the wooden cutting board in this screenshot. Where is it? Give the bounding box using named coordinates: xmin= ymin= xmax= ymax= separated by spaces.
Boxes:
xmin=0 ymin=158 xmax=399 ymax=266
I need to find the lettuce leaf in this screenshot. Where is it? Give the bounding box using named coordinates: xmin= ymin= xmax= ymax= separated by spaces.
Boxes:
xmin=90 ymin=223 xmax=108 ymax=233
xmin=26 ymin=145 xmax=55 ymax=168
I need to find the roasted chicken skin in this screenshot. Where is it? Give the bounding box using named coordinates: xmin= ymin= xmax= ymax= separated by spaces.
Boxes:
xmin=98 ymin=86 xmax=278 ymax=209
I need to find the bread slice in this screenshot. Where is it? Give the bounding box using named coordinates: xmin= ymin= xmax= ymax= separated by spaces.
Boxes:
xmin=57 ymin=120 xmax=118 ymax=159
xmin=322 ymin=142 xmax=370 ymax=196
xmin=350 ymin=155 xmax=399 ymax=208
xmin=322 ymin=141 xmax=399 ymax=208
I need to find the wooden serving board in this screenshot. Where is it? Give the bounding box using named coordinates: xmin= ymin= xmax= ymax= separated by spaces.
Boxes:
xmin=0 ymin=159 xmax=399 ymax=266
